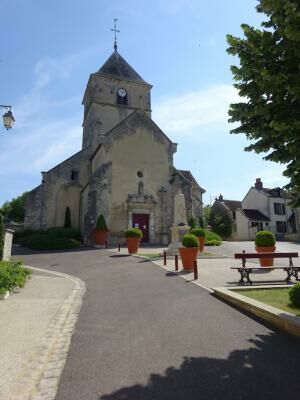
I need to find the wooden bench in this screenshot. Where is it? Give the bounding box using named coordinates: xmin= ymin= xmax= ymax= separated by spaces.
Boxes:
xmin=231 ymin=251 xmax=299 ymax=285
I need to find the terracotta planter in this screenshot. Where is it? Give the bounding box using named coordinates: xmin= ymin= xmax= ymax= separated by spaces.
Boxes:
xmin=94 ymin=230 xmax=108 ymax=245
xmin=127 ymin=237 xmax=141 ymax=254
xmin=196 ymin=236 xmax=205 ymax=252
xmin=256 ymin=246 xmax=276 ymax=267
xmin=179 ymin=247 xmax=199 ymax=270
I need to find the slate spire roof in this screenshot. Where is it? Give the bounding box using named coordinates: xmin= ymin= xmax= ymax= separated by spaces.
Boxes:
xmin=98 ymin=50 xmax=150 ymax=85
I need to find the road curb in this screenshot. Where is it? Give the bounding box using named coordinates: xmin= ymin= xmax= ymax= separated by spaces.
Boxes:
xmin=213 ymin=286 xmax=300 ymax=338
xmin=11 ymin=266 xmax=86 ymax=400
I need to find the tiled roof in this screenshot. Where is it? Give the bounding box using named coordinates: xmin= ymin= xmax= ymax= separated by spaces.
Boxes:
xmin=257 ymin=187 xmax=293 ymax=199
xmin=98 ymin=51 xmax=149 ymax=84
xmin=242 ymin=209 xmax=270 ymax=221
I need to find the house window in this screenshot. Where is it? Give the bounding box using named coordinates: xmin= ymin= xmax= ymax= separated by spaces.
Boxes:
xmin=251 ymin=221 xmax=263 ymax=230
xmin=232 ymin=211 xmax=236 ymax=220
xmin=274 ymin=203 xmax=285 ymax=215
xmin=276 ymin=221 xmax=287 ymax=233
xmin=71 ymin=170 xmax=79 ymax=182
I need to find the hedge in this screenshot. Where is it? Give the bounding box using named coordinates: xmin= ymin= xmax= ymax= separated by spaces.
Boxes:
xmin=18 ymin=234 xmax=81 ymax=250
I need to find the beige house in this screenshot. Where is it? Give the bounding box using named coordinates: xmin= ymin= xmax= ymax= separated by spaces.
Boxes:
xmin=213 ymin=179 xmax=299 ymax=241
xmin=24 ymin=47 xmax=205 ymax=244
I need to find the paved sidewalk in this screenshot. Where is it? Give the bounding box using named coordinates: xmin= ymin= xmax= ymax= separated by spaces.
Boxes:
xmin=109 ymin=246 xmax=296 ymax=288
xmin=0 ymin=266 xmax=85 ymax=400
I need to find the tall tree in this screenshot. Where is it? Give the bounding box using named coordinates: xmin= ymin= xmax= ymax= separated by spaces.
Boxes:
xmin=227 ymin=0 xmax=300 ymax=205
xmin=0 ymin=192 xmax=27 ymax=222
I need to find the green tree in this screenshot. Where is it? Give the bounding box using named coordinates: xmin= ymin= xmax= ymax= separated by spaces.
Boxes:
xmin=210 ymin=209 xmax=233 ymax=239
xmin=227 ymin=0 xmax=300 ymax=204
xmin=0 ymin=193 xmax=27 ymax=222
xmin=64 ymin=207 xmax=71 ymax=228
xmin=0 ymin=213 xmax=4 ymax=259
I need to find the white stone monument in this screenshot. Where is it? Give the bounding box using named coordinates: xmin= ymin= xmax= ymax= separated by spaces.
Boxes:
xmin=167 ymin=190 xmax=190 ymax=255
xmin=2 ymin=229 xmax=14 ymax=261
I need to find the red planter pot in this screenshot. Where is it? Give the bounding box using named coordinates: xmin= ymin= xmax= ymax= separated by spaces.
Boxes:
xmin=179 ymin=247 xmax=199 ymax=270
xmin=94 ymin=230 xmax=108 ymax=245
xmin=196 ymin=236 xmax=205 ymax=252
xmin=256 ymin=246 xmax=276 ymax=267
xmin=127 ymin=237 xmax=141 ymax=254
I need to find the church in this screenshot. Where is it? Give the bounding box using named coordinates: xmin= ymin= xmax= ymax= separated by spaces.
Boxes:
xmin=24 ymin=40 xmax=205 ymax=245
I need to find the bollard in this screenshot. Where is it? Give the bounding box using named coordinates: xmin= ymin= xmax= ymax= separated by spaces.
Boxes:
xmin=118 ymin=243 xmax=121 ymax=252
xmin=163 ymin=251 xmax=167 ymax=266
xmin=175 ymin=255 xmax=178 ymax=271
xmin=105 ymin=240 xmax=108 ymax=249
xmin=194 ymin=260 xmax=198 ymax=280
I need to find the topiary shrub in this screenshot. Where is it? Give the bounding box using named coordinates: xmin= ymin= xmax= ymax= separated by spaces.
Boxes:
xmin=64 ymin=206 xmax=71 ymax=228
xmin=96 ymin=214 xmax=108 ymax=231
xmin=289 ymin=283 xmax=300 ymax=308
xmin=18 ymin=234 xmax=80 ymax=250
xmin=47 ymin=227 xmax=82 ymax=241
xmin=190 ymin=228 xmax=206 ymax=238
xmin=124 ymin=228 xmax=143 ymax=238
xmin=255 ymin=231 xmax=276 ymax=247
xmin=205 ymin=230 xmax=222 ymax=243
xmin=188 ymin=217 xmax=197 ymax=229
xmin=182 ymin=234 xmax=199 ymax=248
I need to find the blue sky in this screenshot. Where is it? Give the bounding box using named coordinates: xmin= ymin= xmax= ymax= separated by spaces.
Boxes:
xmin=0 ymin=0 xmax=288 ymax=206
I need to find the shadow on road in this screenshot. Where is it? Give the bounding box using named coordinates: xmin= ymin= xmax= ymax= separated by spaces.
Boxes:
xmin=99 ymin=332 xmax=300 ymax=400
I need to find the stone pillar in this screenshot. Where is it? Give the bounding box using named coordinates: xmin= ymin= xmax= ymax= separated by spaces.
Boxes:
xmin=2 ymin=229 xmax=14 ymax=261
xmin=167 ymin=190 xmax=190 ymax=255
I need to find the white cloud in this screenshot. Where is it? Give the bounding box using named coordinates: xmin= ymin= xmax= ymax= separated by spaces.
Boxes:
xmin=152 ymin=84 xmax=240 ymax=136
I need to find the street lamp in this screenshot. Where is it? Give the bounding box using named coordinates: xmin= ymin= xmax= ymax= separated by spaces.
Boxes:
xmin=0 ymin=105 xmax=15 ymax=130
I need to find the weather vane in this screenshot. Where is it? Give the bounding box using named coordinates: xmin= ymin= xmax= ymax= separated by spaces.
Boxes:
xmin=111 ymin=18 xmax=120 ymax=51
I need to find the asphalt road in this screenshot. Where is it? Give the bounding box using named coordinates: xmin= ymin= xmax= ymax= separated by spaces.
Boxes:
xmin=13 ymin=247 xmax=300 ymax=400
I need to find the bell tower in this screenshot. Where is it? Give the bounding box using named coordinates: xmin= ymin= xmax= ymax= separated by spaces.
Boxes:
xmin=82 ymin=23 xmax=152 ymax=150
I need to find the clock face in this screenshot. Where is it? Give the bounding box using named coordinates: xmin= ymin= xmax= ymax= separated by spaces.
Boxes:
xmin=117 ymin=88 xmax=127 ymax=97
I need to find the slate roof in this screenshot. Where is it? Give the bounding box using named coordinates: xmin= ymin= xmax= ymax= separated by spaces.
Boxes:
xmin=98 ymin=51 xmax=150 ymax=85
xmin=177 ymin=170 xmax=205 ymax=193
xmin=221 ymin=200 xmax=242 ymax=212
xmin=255 ymin=187 xmax=293 ymax=199
xmin=242 ymin=209 xmax=270 ymax=221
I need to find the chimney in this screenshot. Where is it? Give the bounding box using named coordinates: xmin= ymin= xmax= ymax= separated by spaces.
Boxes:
xmin=218 ymin=194 xmax=223 ymax=201
xmin=255 ymin=178 xmax=263 ymax=190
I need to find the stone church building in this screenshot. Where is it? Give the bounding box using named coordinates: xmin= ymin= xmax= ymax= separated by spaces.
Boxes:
xmin=25 ymin=47 xmax=205 ymax=245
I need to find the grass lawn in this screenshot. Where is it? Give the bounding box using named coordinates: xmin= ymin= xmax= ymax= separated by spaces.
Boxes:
xmin=235 ymin=287 xmax=300 ymax=316
xmin=139 ymin=253 xmax=161 ymax=258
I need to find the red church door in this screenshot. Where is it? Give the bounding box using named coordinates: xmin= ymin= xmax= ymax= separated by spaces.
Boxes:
xmin=132 ymin=213 xmax=149 ymax=243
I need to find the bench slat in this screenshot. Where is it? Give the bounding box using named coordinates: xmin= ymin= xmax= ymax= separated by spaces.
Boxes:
xmin=235 ymin=252 xmax=298 ymax=259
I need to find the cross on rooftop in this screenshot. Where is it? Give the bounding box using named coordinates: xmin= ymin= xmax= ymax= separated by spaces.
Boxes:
xmin=111 ymin=18 xmax=120 ymax=51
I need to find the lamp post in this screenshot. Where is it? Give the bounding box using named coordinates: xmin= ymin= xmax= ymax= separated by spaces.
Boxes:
xmin=0 ymin=105 xmax=15 ymax=130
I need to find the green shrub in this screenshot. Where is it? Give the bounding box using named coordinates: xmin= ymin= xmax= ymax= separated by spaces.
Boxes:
xmin=47 ymin=227 xmax=81 ymax=241
xmin=0 ymin=261 xmax=31 ymax=291
xmin=206 ymin=239 xmax=221 ymax=246
xmin=182 ymin=234 xmax=199 ymax=248
xmin=19 ymin=234 xmax=80 ymax=250
xmin=205 ymin=230 xmax=222 ymax=243
xmin=124 ymin=228 xmax=143 ymax=238
xmin=255 ymin=231 xmax=276 ymax=247
xmin=188 ymin=217 xmax=197 ymax=229
xmin=64 ymin=206 xmax=71 ymax=228
xmin=13 ymin=229 xmax=47 ymax=244
xmin=190 ymin=228 xmax=206 ymax=237
xmin=96 ymin=214 xmax=108 ymax=231
xmin=289 ymin=283 xmax=300 ymax=308
xmin=0 ymin=214 xmax=4 ymax=259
